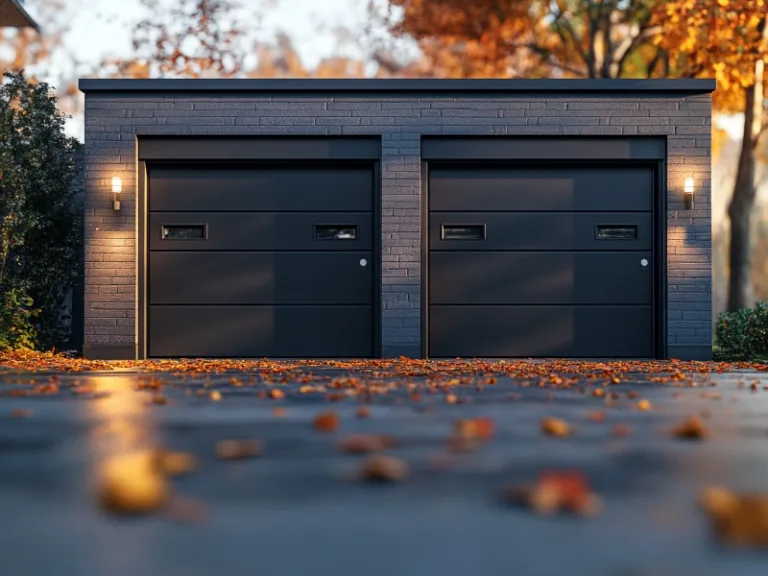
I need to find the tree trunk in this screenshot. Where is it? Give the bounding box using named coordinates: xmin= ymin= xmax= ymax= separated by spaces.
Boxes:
xmin=727 ymin=83 xmax=758 ymax=312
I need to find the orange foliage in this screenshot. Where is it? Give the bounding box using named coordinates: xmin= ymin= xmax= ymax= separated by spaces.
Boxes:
xmin=0 ymin=0 xmax=80 ymax=115
xmin=381 ymin=0 xmax=669 ymax=78
xmin=652 ymin=0 xmax=768 ymax=112
xmin=100 ymin=0 xmax=244 ymax=79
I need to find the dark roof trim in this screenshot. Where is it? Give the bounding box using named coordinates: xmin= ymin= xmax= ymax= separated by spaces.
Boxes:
xmin=2 ymin=0 xmax=40 ymax=31
xmin=79 ymin=78 xmax=716 ymax=95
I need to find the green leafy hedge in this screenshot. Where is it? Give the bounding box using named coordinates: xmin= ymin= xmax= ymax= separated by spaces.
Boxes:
xmin=0 ymin=289 xmax=39 ymax=351
xmin=714 ymin=302 xmax=768 ymax=361
xmin=0 ymin=70 xmax=82 ymax=351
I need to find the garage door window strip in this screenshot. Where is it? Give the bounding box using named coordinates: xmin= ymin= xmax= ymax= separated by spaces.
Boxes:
xmin=595 ymin=225 xmax=638 ymax=240
xmin=441 ymin=224 xmax=486 ymax=240
xmin=161 ymin=224 xmax=208 ymax=240
xmin=314 ymin=224 xmax=358 ymax=240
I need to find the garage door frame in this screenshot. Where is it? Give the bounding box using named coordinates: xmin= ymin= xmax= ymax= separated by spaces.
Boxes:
xmin=136 ymin=136 xmax=382 ymax=360
xmin=420 ymin=136 xmax=668 ymax=359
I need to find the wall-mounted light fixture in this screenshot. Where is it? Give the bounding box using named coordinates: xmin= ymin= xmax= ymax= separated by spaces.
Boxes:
xmin=111 ymin=177 xmax=122 ymax=211
xmin=683 ymin=173 xmax=695 ymax=210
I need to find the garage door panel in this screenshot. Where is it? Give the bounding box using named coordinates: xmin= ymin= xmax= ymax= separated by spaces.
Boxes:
xmin=149 ymin=305 xmax=372 ymax=358
xmin=149 ymin=212 xmax=372 ymax=251
xmin=430 ymin=252 xmax=653 ymax=305
xmin=430 ymin=212 xmax=652 ymax=251
xmin=429 ymin=167 xmax=653 ymax=212
xmin=149 ymin=252 xmax=372 ymax=305
xmin=428 ymin=306 xmax=653 ymax=358
xmin=149 ymin=165 xmax=373 ymax=212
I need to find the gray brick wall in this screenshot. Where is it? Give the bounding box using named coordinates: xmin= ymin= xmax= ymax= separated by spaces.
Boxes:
xmin=82 ymin=91 xmax=712 ymax=359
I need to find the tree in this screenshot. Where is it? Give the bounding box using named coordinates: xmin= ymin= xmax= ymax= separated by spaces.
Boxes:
xmin=246 ymin=32 xmax=369 ymax=79
xmin=100 ymin=0 xmax=245 ymax=78
xmin=654 ymin=0 xmax=768 ymax=311
xmin=0 ymin=0 xmax=82 ymax=116
xmin=0 ymin=70 xmax=82 ymax=350
xmin=376 ymin=0 xmax=668 ymax=79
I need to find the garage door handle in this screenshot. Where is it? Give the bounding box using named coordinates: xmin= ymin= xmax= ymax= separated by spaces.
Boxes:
xmin=641 ymin=258 xmax=649 ymax=267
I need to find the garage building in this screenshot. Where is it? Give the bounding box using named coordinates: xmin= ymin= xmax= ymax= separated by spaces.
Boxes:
xmin=79 ymin=79 xmax=714 ymax=360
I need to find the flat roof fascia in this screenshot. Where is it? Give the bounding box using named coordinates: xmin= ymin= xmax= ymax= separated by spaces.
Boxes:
xmin=1 ymin=0 xmax=40 ymax=30
xmin=79 ymin=78 xmax=716 ymax=96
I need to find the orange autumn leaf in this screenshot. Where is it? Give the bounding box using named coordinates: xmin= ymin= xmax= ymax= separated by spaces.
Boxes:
xmin=541 ymin=417 xmax=571 ymax=438
xmin=359 ymin=455 xmax=409 ymax=483
xmin=313 ymin=411 xmax=340 ymax=433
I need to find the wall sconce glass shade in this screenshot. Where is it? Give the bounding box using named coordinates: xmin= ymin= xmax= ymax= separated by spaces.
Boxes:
xmin=683 ymin=174 xmax=695 ymax=210
xmin=111 ymin=177 xmax=122 ymax=210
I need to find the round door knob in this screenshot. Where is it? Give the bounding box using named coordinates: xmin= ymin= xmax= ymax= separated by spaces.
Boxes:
xmin=360 ymin=259 xmax=368 ymax=267
xmin=641 ymin=259 xmax=648 ymax=267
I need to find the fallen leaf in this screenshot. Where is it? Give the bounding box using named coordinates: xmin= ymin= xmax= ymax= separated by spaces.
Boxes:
xmin=587 ymin=411 xmax=606 ymax=423
xmin=313 ymin=411 xmax=340 ymax=433
xmin=453 ymin=417 xmax=495 ymax=440
xmin=637 ymin=399 xmax=652 ymax=412
xmin=541 ymin=417 xmax=571 ymax=438
xmin=210 ymin=391 xmax=222 ymax=401
xmin=501 ymin=470 xmax=601 ymax=518
xmin=152 ymin=450 xmax=198 ymax=476
xmin=700 ymin=486 xmax=768 ymax=547
xmin=272 ymin=407 xmax=286 ymax=418
xmin=216 ymin=439 xmax=263 ymax=461
xmin=150 ymin=394 xmax=168 ymax=405
xmin=672 ymin=416 xmax=709 ymax=440
xmin=539 ymin=471 xmax=602 ymax=516
xmin=10 ymin=408 xmax=32 ymax=418
xmin=338 ymin=434 xmax=395 ymax=454
xmin=268 ymin=388 xmax=285 ymax=400
xmin=359 ymin=455 xmax=409 ymax=483
xmin=355 ymin=406 xmax=370 ymax=419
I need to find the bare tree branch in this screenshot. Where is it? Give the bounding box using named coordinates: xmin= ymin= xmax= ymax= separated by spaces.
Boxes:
xmin=614 ymin=25 xmax=663 ymax=77
xmin=552 ymin=0 xmax=590 ymax=76
xmin=518 ymin=41 xmax=591 ymax=77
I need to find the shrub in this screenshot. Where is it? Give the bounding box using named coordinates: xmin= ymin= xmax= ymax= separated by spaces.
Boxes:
xmin=0 ymin=288 xmax=39 ymax=351
xmin=715 ymin=302 xmax=768 ymax=360
xmin=0 ymin=69 xmax=82 ymax=351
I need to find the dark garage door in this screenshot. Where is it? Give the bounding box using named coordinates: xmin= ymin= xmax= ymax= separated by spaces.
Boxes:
xmin=428 ymin=165 xmax=655 ymax=358
xmin=147 ymin=163 xmax=374 ymax=358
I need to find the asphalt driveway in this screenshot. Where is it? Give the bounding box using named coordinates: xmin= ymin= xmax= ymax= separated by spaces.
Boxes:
xmin=2 ymin=361 xmax=768 ymax=576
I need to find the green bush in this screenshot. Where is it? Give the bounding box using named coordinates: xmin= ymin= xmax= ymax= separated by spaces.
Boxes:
xmin=715 ymin=302 xmax=768 ymax=361
xmin=0 ymin=69 xmax=82 ymax=351
xmin=0 ymin=288 xmax=39 ymax=351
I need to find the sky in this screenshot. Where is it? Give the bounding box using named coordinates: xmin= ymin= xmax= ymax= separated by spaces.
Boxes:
xmin=23 ymin=0 xmax=382 ymax=138
xmin=61 ymin=0 xmax=374 ymax=71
